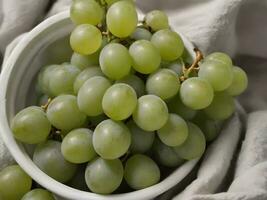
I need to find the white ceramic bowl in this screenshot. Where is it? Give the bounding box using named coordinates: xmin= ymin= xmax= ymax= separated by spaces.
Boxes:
xmin=0 ymin=11 xmax=199 ymax=200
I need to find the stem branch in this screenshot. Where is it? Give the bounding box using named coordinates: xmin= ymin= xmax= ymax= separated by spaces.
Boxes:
xmin=180 ymin=48 xmax=204 ymax=81
xmin=41 ymin=98 xmax=52 ymax=112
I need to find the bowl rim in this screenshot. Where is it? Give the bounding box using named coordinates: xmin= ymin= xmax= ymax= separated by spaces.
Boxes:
xmin=0 ymin=11 xmax=199 ymax=200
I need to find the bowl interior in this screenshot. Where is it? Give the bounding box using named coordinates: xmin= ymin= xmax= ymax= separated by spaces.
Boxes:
xmin=0 ymin=11 xmax=198 ymax=200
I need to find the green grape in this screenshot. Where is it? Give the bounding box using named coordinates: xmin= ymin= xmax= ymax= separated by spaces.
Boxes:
xmin=146 ymin=69 xmax=180 ymax=100
xmin=93 ymin=119 xmax=131 ymax=159
xmin=133 ymin=95 xmax=168 ymax=131
xmin=129 ymin=40 xmax=161 ymax=74
xmin=198 ymin=60 xmax=233 ymax=91
xmin=193 ymin=113 xmax=222 ymax=142
xmin=180 ymin=77 xmax=214 ymax=110
xmin=70 ymin=24 xmax=102 ymax=55
xmin=85 ymin=157 xmax=123 ymax=194
xmin=70 ymin=0 xmax=103 ymax=25
xmin=21 ymin=189 xmax=55 ymax=200
xmin=88 ymin=114 xmax=108 ymax=126
xmin=61 ymin=128 xmax=96 ymax=164
xmin=166 ymin=61 xmax=183 ymax=75
xmin=106 ymin=1 xmax=138 ymax=38
xmin=73 ymin=67 xmax=104 ymax=94
xmin=77 ymin=76 xmax=111 ymax=116
xmin=153 ymin=139 xmax=184 ymax=167
xmin=48 ymin=64 xmax=80 ymax=96
xmin=116 ymin=74 xmax=145 ymax=97
xmin=151 ymin=29 xmax=184 ymax=61
xmin=145 ymin=10 xmax=169 ymax=31
xmin=33 ymin=140 xmax=77 ymax=183
xmin=174 ymin=122 xmax=206 ymax=160
xmin=124 ymin=154 xmax=160 ymax=190
xmin=47 ymin=95 xmax=87 ymax=131
xmin=37 ymin=65 xmax=59 ymax=95
xmin=0 ymin=165 xmax=32 ymax=200
xmin=71 ymin=52 xmax=99 ymax=70
xmin=157 ymin=113 xmax=188 ymax=147
xmin=225 ymin=66 xmax=248 ymax=96
xmin=205 ymin=52 xmax=232 ymax=67
xmin=126 ymin=120 xmax=155 ymax=153
xmin=100 ymin=43 xmax=132 ymax=80
xmin=130 ymin=28 xmax=152 ymax=41
xmin=11 ymin=106 xmax=51 ymax=144
xmin=204 ymin=92 xmax=235 ymax=120
xmin=102 ymin=83 xmax=137 ymax=120
xmin=167 ymin=95 xmax=197 ymax=120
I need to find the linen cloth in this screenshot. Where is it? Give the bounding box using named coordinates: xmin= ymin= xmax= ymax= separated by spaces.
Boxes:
xmin=1 ymin=0 xmax=267 ymax=200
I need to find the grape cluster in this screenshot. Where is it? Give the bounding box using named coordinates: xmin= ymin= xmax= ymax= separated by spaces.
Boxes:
xmin=9 ymin=0 xmax=248 ymax=196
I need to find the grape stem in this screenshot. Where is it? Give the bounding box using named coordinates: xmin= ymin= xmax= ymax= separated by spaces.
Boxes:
xmin=180 ymin=48 xmax=203 ymax=81
xmin=137 ymin=21 xmax=151 ymax=32
xmin=41 ymin=98 xmax=52 ymax=111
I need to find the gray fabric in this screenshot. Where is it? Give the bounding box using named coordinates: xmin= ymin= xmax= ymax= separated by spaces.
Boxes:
xmin=1 ymin=0 xmax=267 ymax=200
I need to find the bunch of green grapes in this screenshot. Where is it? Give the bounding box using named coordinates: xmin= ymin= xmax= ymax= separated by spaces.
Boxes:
xmin=8 ymin=0 xmax=248 ymax=197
